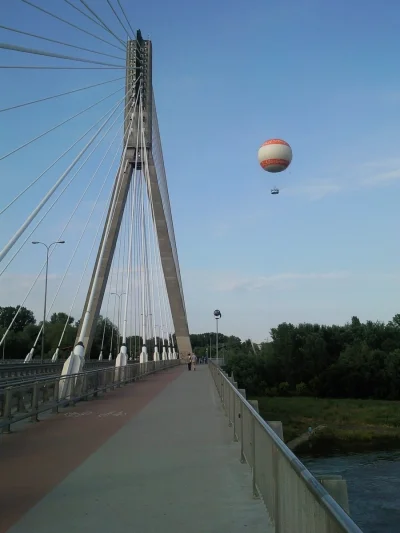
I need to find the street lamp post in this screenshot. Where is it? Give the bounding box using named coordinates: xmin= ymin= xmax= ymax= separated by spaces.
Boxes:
xmin=155 ymin=324 xmax=161 ymax=353
xmin=213 ymin=310 xmax=222 ymax=362
xmin=111 ymin=292 xmax=126 ymax=354
xmin=32 ymin=240 xmax=65 ymax=363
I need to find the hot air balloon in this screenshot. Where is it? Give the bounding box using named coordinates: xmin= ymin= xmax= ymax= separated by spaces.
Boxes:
xmin=257 ymin=139 xmax=292 ymax=195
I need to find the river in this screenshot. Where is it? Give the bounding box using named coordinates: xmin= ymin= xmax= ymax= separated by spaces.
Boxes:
xmin=303 ymin=450 xmax=400 ymax=532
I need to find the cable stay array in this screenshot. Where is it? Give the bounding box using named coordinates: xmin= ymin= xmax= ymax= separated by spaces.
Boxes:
xmin=0 ymin=1 xmax=181 ymax=368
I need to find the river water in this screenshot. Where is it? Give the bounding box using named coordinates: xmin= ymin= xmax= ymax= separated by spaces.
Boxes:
xmin=303 ymin=450 xmax=400 ymax=532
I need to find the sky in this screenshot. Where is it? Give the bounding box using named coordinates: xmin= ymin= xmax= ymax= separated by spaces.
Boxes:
xmin=1 ymin=0 xmax=400 ymax=343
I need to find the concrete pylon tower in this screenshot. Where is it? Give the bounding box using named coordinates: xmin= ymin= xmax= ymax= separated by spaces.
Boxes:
xmin=74 ymin=30 xmax=192 ymax=362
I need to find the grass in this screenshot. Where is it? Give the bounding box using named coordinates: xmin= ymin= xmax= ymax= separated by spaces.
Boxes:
xmin=253 ymin=396 xmax=400 ymax=453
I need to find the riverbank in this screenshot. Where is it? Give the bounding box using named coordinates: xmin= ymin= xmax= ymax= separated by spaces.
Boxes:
xmin=254 ymin=396 xmax=400 ymax=453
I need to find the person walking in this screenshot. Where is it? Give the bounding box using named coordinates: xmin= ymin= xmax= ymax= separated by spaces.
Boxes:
xmin=187 ymin=353 xmax=192 ymax=371
xmin=192 ymin=353 xmax=197 ymax=371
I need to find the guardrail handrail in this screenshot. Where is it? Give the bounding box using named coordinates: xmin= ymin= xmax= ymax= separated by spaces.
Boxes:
xmin=0 ymin=360 xmax=120 ymax=381
xmin=0 ymin=360 xmax=179 ymax=433
xmin=209 ymin=361 xmax=363 ymax=533
xmin=0 ymin=365 xmax=116 ymax=389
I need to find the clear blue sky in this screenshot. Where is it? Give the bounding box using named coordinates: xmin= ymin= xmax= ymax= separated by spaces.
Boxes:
xmin=1 ymin=0 xmax=400 ymax=342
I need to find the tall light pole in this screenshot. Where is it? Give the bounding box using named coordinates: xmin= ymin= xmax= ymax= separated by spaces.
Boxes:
xmin=213 ymin=309 xmax=221 ymax=362
xmin=111 ymin=291 xmax=126 ymax=354
xmin=32 ymin=240 xmax=65 ymax=363
xmin=155 ymin=324 xmax=161 ymax=353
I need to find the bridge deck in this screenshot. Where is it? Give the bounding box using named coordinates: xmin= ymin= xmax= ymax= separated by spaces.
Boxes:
xmin=0 ymin=365 xmax=272 ymax=533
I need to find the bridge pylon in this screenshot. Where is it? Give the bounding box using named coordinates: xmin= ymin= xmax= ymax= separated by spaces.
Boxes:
xmin=60 ymin=30 xmax=191 ymax=390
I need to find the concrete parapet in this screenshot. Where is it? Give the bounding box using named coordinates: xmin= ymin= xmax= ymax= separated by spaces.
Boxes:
xmin=267 ymin=421 xmax=284 ymax=441
xmin=317 ymin=474 xmax=350 ymax=514
xmin=248 ymin=399 xmax=259 ymax=413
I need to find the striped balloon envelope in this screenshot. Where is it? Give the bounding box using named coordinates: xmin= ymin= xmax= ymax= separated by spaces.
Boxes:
xmin=257 ymin=139 xmax=292 ymax=173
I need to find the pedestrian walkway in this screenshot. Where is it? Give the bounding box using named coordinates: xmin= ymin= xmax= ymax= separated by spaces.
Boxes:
xmin=1 ymin=364 xmax=272 ymax=533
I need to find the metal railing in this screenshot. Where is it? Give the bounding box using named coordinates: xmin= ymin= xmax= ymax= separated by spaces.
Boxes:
xmin=209 ymin=361 xmax=364 ymax=533
xmin=0 ymin=360 xmax=115 ymax=380
xmin=0 ymin=360 xmax=179 ymax=433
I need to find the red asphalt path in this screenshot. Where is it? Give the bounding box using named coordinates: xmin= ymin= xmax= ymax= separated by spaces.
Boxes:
xmin=0 ymin=366 xmax=183 ymax=533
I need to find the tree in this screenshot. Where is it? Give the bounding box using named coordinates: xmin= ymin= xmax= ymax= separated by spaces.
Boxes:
xmin=0 ymin=306 xmax=35 ymax=332
xmin=213 ymin=313 xmax=400 ymax=401
xmin=50 ymin=312 xmax=74 ymax=325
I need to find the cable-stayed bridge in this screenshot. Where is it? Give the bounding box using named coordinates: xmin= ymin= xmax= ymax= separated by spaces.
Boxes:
xmin=0 ymin=3 xmax=364 ymax=533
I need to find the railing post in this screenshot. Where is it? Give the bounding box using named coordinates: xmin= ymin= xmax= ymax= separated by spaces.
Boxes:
xmin=233 ymin=390 xmax=238 ymax=442
xmin=3 ymin=387 xmax=13 ymax=433
xmin=239 ymin=401 xmax=245 ymax=463
xmin=17 ymin=392 xmax=27 ymax=413
xmin=228 ymin=385 xmax=232 ymax=427
xmin=31 ymin=382 xmax=40 ymax=422
xmin=52 ymin=380 xmax=59 ymax=414
xmin=93 ymin=371 xmax=99 ymax=398
xmin=251 ymin=416 xmax=258 ymax=498
xmin=273 ymin=446 xmax=281 ymax=532
xmin=82 ymin=373 xmax=88 ymax=400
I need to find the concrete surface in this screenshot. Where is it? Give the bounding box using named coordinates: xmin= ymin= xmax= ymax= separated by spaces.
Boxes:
xmin=5 ymin=365 xmax=273 ymax=533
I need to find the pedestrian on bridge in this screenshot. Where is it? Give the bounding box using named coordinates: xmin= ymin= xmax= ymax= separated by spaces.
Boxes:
xmin=187 ymin=354 xmax=192 ymax=371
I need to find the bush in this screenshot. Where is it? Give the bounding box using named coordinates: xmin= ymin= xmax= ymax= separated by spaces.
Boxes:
xmin=278 ymin=381 xmax=290 ymax=396
xmin=296 ymin=382 xmax=310 ymax=396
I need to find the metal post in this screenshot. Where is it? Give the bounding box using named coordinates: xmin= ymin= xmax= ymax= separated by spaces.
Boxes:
xmin=41 ymin=247 xmax=49 ymax=364
xmin=32 ymin=240 xmax=65 ymax=364
xmin=216 ymin=318 xmax=219 ymax=362
xmin=111 ymin=292 xmax=126 ymax=355
xmin=252 ymin=416 xmax=258 ymax=498
xmin=213 ymin=309 xmax=221 ymax=363
xmin=117 ymin=295 xmax=121 ymax=354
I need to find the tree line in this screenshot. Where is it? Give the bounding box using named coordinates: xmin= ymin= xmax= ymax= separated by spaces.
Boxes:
xmin=191 ymin=315 xmax=400 ymax=401
xmin=4 ymin=306 xmax=400 ymax=401
xmin=0 ymin=306 xmax=175 ymax=360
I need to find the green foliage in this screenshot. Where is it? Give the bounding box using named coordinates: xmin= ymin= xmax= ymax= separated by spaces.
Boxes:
xmin=0 ymin=306 xmax=35 ymax=332
xmin=255 ymin=396 xmax=400 ymax=446
xmin=296 ymin=382 xmax=309 ymax=396
xmin=278 ymin=382 xmax=290 ymax=396
xmin=4 ymin=305 xmax=400 ymax=406
xmin=192 ymin=315 xmax=400 ymax=401
xmin=0 ymin=306 xmax=177 ymax=360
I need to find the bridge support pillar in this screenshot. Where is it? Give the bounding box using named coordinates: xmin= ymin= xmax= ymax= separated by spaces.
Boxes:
xmin=59 ymin=342 xmax=85 ymax=399
xmin=24 ymin=348 xmax=34 ymax=363
xmin=162 ymin=345 xmax=167 ymax=360
xmin=115 ymin=344 xmax=127 ymax=383
xmin=140 ymin=345 xmax=148 ymax=364
xmin=116 ymin=344 xmax=128 ymax=367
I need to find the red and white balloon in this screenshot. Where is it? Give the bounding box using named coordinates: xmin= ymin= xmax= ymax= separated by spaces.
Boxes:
xmin=257 ymin=139 xmax=292 ymax=173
